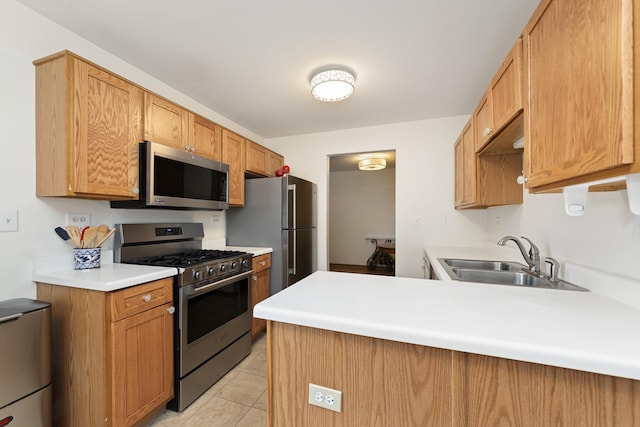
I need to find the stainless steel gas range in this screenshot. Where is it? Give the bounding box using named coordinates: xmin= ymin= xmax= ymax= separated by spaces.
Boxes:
xmin=115 ymin=222 xmax=253 ymax=412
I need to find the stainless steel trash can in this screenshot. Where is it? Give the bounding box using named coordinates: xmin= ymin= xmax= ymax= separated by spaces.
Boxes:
xmin=0 ymin=298 xmax=52 ymax=426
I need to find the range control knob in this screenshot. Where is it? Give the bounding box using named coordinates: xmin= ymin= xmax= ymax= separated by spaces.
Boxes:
xmin=193 ymin=270 xmax=203 ymax=281
xmin=231 ymin=261 xmax=238 ymax=269
xmin=242 ymin=259 xmax=250 ymax=268
xmin=219 ymin=264 xmax=227 ymax=273
xmin=207 ymin=266 xmax=216 ymax=276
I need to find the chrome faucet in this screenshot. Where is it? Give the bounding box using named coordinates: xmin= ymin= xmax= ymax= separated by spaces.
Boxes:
xmin=497 ymin=235 xmax=542 ymax=275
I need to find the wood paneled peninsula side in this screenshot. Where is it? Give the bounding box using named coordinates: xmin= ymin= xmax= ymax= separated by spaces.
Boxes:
xmin=255 ymin=271 xmax=640 ymax=426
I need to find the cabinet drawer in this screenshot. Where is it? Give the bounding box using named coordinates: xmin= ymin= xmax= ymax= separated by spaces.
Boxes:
xmin=252 ymin=254 xmax=271 ymax=273
xmin=109 ymin=277 xmax=173 ymax=321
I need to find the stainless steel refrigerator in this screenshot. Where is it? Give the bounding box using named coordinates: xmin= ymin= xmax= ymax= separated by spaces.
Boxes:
xmin=226 ymin=175 xmax=317 ymax=295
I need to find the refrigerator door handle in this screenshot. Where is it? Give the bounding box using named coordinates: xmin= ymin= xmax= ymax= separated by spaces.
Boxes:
xmin=289 ymin=229 xmax=297 ymax=275
xmin=288 ymin=183 xmax=296 ymax=229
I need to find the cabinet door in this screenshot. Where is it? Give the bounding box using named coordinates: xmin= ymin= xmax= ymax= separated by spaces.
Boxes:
xmin=524 ymin=0 xmax=633 ymax=189
xmin=193 ymin=114 xmax=222 ymax=161
xmin=251 ymin=269 xmax=270 ymax=337
xmin=111 ymin=302 xmax=174 ymax=426
xmin=461 ymin=120 xmax=478 ymax=206
xmin=144 ymin=92 xmax=191 ymax=151
xmin=73 ymin=59 xmax=142 ymax=198
xmin=491 ymin=39 xmax=523 ymax=132
xmin=246 ymin=140 xmax=267 ymax=176
xmin=454 ymin=137 xmax=464 ymax=207
xmin=267 ymin=150 xmax=284 ymax=177
xmin=474 ymin=93 xmax=493 ymax=152
xmin=222 ymin=129 xmax=246 ymax=206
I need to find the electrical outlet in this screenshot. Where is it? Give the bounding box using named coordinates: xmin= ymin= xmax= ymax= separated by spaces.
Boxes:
xmin=65 ymin=213 xmax=91 ymax=227
xmin=308 ymin=384 xmax=342 ymax=413
xmin=0 ymin=209 xmax=18 ymax=232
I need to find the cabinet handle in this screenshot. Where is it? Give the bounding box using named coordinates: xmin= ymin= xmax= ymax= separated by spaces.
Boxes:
xmin=482 ymin=127 xmax=494 ymax=137
xmin=132 ymin=187 xmax=140 ymax=195
xmin=260 ymin=261 xmax=266 ymax=266
xmin=142 ymin=294 xmax=152 ymax=302
xmin=253 ymin=276 xmax=257 ymax=281
xmin=167 ymin=306 xmax=175 ymax=314
xmin=517 ymin=175 xmax=528 ymax=185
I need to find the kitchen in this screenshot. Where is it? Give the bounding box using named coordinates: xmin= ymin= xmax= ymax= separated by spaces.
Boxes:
xmin=2 ymin=0 xmax=640 ymax=425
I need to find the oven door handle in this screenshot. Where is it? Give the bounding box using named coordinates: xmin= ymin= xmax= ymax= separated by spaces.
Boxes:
xmin=192 ymin=270 xmax=254 ymax=294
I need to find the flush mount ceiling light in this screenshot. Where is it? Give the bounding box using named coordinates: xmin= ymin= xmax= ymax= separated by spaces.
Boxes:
xmin=358 ymin=158 xmax=386 ymax=171
xmin=310 ymin=69 xmax=355 ymax=102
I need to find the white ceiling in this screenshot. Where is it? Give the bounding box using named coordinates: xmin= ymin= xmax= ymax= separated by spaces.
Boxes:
xmin=18 ymin=0 xmax=540 ymax=139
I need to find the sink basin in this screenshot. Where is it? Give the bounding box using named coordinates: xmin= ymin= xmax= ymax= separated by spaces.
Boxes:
xmin=437 ymin=258 xmax=588 ymax=292
xmin=439 ymin=258 xmax=526 ymax=271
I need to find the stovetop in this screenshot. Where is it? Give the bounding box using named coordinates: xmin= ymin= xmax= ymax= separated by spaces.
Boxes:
xmin=115 ymin=223 xmax=254 ymax=287
xmin=127 ymin=249 xmax=249 ymax=268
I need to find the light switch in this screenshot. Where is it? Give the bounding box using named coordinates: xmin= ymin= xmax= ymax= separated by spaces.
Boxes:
xmin=0 ymin=209 xmax=18 ymax=232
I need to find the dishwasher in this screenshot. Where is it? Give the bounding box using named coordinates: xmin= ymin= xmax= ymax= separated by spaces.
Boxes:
xmin=0 ymin=298 xmax=52 ymax=426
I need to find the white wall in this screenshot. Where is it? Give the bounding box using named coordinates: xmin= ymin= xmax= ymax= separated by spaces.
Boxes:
xmin=329 ymin=168 xmax=395 ymax=266
xmin=265 ymin=116 xmax=489 ymax=278
xmin=0 ymin=2 xmax=257 ymax=300
xmin=487 ymin=190 xmax=640 ymax=280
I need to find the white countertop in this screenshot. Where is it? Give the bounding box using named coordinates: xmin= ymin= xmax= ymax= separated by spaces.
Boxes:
xmin=225 ymin=246 xmax=272 ymax=257
xmin=255 ymin=270 xmax=640 ymax=381
xmin=32 ymin=250 xmax=178 ymax=292
xmin=202 ymin=240 xmax=272 ymax=257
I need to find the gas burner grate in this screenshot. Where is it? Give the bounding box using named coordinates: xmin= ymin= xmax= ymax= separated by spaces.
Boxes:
xmin=129 ymin=249 xmax=248 ymax=267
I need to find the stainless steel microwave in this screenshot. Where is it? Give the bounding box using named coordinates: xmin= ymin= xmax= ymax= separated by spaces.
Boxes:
xmin=111 ymin=141 xmax=229 ymax=210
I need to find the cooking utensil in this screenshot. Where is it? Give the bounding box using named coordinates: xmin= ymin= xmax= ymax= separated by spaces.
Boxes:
xmin=96 ymin=224 xmax=109 ymax=244
xmin=54 ymin=226 xmax=70 ymax=241
xmin=94 ymin=228 xmax=116 ymax=248
xmin=82 ymin=226 xmax=97 ymax=248
xmin=65 ymin=225 xmax=82 ymax=247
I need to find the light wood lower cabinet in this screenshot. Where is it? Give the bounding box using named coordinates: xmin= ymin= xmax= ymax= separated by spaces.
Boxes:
xmin=268 ymin=322 xmax=640 ymax=427
xmin=36 ymin=278 xmax=174 ymax=427
xmin=251 ymin=254 xmax=271 ymax=338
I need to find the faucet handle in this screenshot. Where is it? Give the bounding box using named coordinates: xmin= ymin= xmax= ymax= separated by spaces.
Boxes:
xmin=520 ymin=236 xmax=540 ymax=256
xmin=545 ymin=257 xmax=560 ymax=281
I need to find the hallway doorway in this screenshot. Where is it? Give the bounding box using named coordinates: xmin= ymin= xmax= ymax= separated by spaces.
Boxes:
xmin=327 ymin=151 xmax=396 ymax=276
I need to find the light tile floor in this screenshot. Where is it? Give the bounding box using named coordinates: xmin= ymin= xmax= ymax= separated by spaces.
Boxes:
xmin=149 ymin=333 xmax=267 ymax=427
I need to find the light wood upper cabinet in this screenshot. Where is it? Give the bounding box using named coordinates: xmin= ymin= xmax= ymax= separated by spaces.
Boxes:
xmin=475 ymin=38 xmax=523 ymax=152
xmin=36 ymin=278 xmax=174 ymax=427
xmin=455 ymin=118 xmax=523 ymax=209
xmin=246 ymin=140 xmax=268 ymax=176
xmin=454 ymin=137 xmax=464 ymax=206
xmin=461 ymin=120 xmax=478 ymax=206
xmin=246 ymin=140 xmax=285 ymax=177
xmin=192 ymin=114 xmax=222 ymax=161
xmin=222 ymin=129 xmax=246 ymax=206
xmin=523 ymin=0 xmax=637 ymax=191
xmin=144 ymin=92 xmax=191 ymax=151
xmin=267 ymin=150 xmax=285 ymax=177
xmin=34 ymin=51 xmax=142 ymax=199
xmin=474 ymin=93 xmax=494 ymax=152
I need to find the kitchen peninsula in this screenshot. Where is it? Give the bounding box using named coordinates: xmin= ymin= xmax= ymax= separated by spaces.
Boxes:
xmin=255 ymin=271 xmax=640 ymax=426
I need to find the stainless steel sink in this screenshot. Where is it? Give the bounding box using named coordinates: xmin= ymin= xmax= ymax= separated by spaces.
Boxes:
xmin=437 ymin=258 xmax=588 ymax=292
xmin=440 ymin=258 xmax=526 ymax=271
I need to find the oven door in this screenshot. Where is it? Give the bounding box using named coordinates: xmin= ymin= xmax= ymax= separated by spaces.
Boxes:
xmin=178 ymin=270 xmax=252 ymax=377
